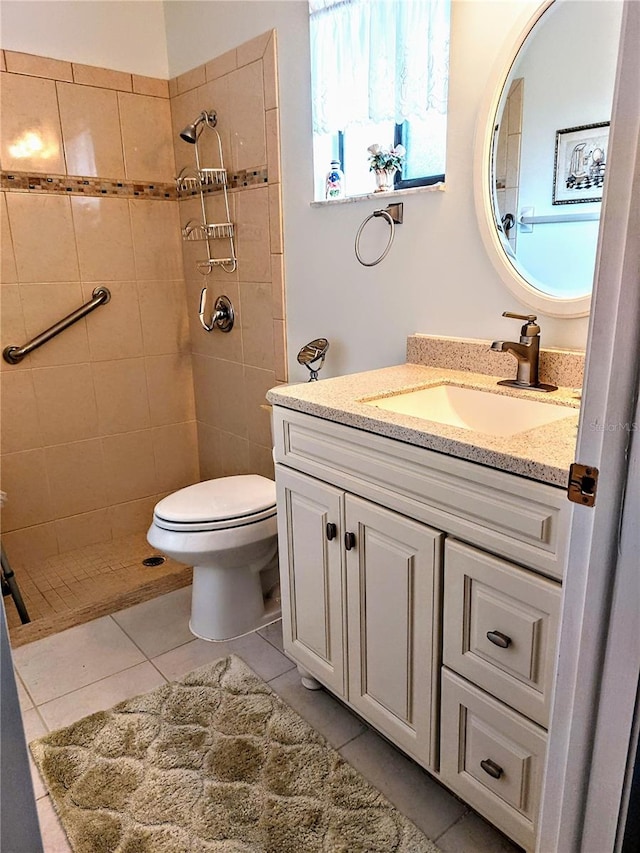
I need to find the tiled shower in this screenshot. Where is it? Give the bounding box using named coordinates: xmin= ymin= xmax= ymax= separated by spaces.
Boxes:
xmin=0 ymin=32 xmax=286 ymax=640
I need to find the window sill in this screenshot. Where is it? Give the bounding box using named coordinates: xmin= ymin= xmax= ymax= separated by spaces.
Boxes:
xmin=310 ymin=182 xmax=445 ymax=207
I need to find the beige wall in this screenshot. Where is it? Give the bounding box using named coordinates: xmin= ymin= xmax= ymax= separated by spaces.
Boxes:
xmin=170 ymin=31 xmax=286 ymax=483
xmin=0 ymin=52 xmax=198 ymax=567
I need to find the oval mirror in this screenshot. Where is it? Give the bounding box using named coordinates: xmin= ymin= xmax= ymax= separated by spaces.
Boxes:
xmin=474 ymin=0 xmax=624 ymax=317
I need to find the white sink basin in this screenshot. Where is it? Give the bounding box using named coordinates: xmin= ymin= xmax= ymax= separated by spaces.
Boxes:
xmin=364 ymin=384 xmax=574 ymax=438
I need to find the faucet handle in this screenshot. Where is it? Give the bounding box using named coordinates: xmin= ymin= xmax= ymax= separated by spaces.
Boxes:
xmin=502 ymin=311 xmax=540 ymax=337
xmin=502 ymin=311 xmax=537 ymax=322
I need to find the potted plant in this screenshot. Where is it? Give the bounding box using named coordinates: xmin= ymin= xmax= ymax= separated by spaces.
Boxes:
xmin=367 ymin=143 xmax=405 ymax=192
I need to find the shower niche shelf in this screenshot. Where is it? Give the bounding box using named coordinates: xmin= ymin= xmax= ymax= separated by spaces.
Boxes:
xmin=177 ymin=110 xmax=237 ymax=275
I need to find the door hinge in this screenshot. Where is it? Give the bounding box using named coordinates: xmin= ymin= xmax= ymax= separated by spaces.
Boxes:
xmin=567 ymin=463 xmax=599 ymax=507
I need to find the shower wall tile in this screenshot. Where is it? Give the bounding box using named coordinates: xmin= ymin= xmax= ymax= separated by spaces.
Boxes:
xmin=236 ymin=186 xmax=271 ymax=283
xmin=72 ymin=63 xmax=132 ymax=92
xmin=145 ymin=353 xmax=196 ymax=427
xmin=57 ymin=83 xmax=125 ymax=178
xmin=1 ymin=192 xmax=17 ymax=283
xmin=130 ymin=199 xmax=183 ymax=280
xmin=118 ymin=92 xmax=175 ymax=182
xmin=176 ymin=65 xmax=206 ymax=95
xmin=109 ymin=495 xmax=160 ymax=539
xmin=0 ymin=371 xmax=43 ymax=454
xmin=191 ymin=354 xmax=219 ymax=428
xmin=4 ymin=51 xmax=73 ymax=81
xmin=175 ymin=31 xmax=285 ymax=479
xmin=0 ymin=523 xmax=59 ymax=570
xmin=0 ymin=72 xmax=65 ymax=173
xmin=18 ymin=284 xmax=88 ymax=368
xmin=0 ymin=449 xmax=54 ymax=530
xmin=244 ymin=366 xmax=276 ymax=448
xmin=263 ymin=33 xmax=279 ymax=112
xmin=271 ymin=253 xmax=285 ymax=320
xmin=273 ymin=319 xmax=287 ymax=383
xmin=137 ymin=280 xmax=190 ymax=356
xmin=168 ymin=77 xmax=179 ymax=99
xmin=92 ymin=357 xmax=151 ymax=435
xmin=152 ymin=422 xmax=199 ymax=493
xmin=216 ymin=431 xmax=249 ymax=477
xmin=1 ymin=53 xmax=199 ymax=551
xmin=19 ymin=283 xmax=90 ymax=367
xmin=132 ymin=75 xmax=169 ymax=99
xmin=240 ymin=282 xmax=275 ymax=371
xmin=196 ymin=421 xmax=220 ymax=481
xmin=237 ymin=32 xmax=272 ymax=68
xmin=32 ymin=364 xmax=100 ymax=445
xmin=72 ymin=196 xmax=135 ymax=281
xmin=268 ymin=184 xmax=283 ymax=254
xmin=265 ymin=109 xmax=281 ymax=184
xmin=102 ymin=430 xmax=158 ymax=504
xmin=209 ymin=359 xmax=247 ymax=437
xmin=249 ymin=442 xmax=275 ymax=481
xmin=205 ymin=49 xmax=237 ymax=82
xmin=6 ymin=193 xmax=79 ymax=282
xmin=81 ymin=280 xmax=144 ymax=361
xmin=227 ymin=62 xmax=266 ymax=172
xmin=55 ymin=509 xmax=112 ymax=554
xmin=0 ymin=52 xmax=5 ymax=72
xmin=0 ymin=286 xmax=26 ymax=373
xmin=44 ymin=439 xmax=107 ymax=517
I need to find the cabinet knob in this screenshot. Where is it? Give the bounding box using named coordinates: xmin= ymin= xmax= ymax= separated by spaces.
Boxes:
xmin=344 ymin=531 xmax=356 ymax=551
xmin=326 ymin=522 xmax=337 ymax=541
xmin=480 ymin=758 xmax=503 ymax=780
xmin=487 ymin=630 xmax=512 ymax=649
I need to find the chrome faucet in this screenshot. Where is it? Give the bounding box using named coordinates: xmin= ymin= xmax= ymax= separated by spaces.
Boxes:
xmin=490 ymin=312 xmax=557 ymax=392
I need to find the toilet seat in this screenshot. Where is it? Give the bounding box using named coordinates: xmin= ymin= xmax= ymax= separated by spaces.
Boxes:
xmin=153 ymin=475 xmax=276 ymax=533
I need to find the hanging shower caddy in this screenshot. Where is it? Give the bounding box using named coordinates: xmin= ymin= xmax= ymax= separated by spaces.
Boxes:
xmin=177 ymin=110 xmax=237 ymax=275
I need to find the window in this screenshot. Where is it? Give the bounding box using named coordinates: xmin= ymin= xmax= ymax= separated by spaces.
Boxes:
xmin=310 ymin=0 xmax=451 ymax=200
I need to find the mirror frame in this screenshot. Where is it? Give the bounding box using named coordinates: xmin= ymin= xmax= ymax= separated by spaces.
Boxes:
xmin=473 ymin=0 xmax=592 ymax=318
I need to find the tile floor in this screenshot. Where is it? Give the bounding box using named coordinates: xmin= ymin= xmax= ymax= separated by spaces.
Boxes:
xmin=12 ymin=585 xmax=522 ymax=853
xmin=4 ymin=531 xmax=187 ymax=631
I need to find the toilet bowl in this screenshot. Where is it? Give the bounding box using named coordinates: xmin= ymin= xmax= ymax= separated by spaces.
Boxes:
xmin=147 ymin=475 xmax=280 ymax=641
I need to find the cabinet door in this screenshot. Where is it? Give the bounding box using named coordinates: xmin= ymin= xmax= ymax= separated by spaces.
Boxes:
xmin=276 ymin=466 xmax=345 ymax=695
xmin=345 ymin=495 xmax=443 ymax=769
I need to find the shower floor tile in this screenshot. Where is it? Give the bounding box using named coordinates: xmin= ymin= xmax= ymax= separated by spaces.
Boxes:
xmin=4 ymin=531 xmax=191 ymax=647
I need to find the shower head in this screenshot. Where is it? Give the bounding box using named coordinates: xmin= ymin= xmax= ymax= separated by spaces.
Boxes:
xmin=180 ymin=110 xmax=217 ymax=144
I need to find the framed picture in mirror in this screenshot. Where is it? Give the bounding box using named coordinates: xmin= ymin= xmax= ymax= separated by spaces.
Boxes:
xmin=553 ymin=122 xmax=609 ymax=205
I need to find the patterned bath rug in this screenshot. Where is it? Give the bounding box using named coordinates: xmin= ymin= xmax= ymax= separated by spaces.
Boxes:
xmin=31 ymin=654 xmax=443 ymax=853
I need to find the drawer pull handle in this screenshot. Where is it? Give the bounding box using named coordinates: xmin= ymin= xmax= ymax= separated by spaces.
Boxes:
xmin=326 ymin=523 xmax=337 ymax=541
xmin=480 ymin=759 xmax=503 ymax=780
xmin=487 ymin=630 xmax=512 ymax=649
xmin=344 ymin=531 xmax=356 ymax=551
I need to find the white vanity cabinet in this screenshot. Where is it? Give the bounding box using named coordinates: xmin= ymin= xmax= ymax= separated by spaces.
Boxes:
xmin=272 ymin=405 xmax=570 ymax=851
xmin=277 ymin=466 xmax=442 ymax=768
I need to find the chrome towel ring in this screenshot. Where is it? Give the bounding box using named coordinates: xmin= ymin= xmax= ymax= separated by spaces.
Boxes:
xmin=354 ymin=203 xmax=403 ymax=267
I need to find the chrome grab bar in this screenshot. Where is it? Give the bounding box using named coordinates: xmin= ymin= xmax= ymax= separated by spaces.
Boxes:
xmin=2 ymin=286 xmax=111 ymax=364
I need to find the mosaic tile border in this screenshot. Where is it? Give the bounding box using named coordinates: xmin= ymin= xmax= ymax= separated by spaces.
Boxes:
xmin=1 ymin=171 xmax=176 ymax=200
xmin=176 ymin=166 xmax=269 ymax=198
xmin=1 ymin=166 xmax=269 ymax=200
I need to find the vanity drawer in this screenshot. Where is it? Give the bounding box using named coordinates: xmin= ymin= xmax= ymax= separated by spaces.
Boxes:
xmin=440 ymin=668 xmax=546 ymax=852
xmin=273 ymin=407 xmax=570 ymax=579
xmin=443 ymin=539 xmax=561 ymax=727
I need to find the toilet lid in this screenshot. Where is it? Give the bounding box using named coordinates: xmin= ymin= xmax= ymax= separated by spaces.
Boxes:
xmin=153 ymin=475 xmax=277 ymax=532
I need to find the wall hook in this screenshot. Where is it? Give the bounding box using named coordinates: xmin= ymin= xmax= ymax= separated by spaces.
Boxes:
xmin=199 ymin=290 xmax=235 ymax=332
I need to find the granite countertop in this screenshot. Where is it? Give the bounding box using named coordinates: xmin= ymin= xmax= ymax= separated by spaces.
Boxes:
xmin=267 ymin=364 xmax=581 ymax=488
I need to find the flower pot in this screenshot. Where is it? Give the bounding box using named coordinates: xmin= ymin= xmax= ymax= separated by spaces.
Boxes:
xmin=373 ymin=168 xmax=397 ymax=192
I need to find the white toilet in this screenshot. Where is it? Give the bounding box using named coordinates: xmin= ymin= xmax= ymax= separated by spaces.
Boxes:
xmin=147 ymin=475 xmax=280 ymax=641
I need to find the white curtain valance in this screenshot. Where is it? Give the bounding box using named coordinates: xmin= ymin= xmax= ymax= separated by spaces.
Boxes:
xmin=310 ymin=0 xmax=450 ymax=135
